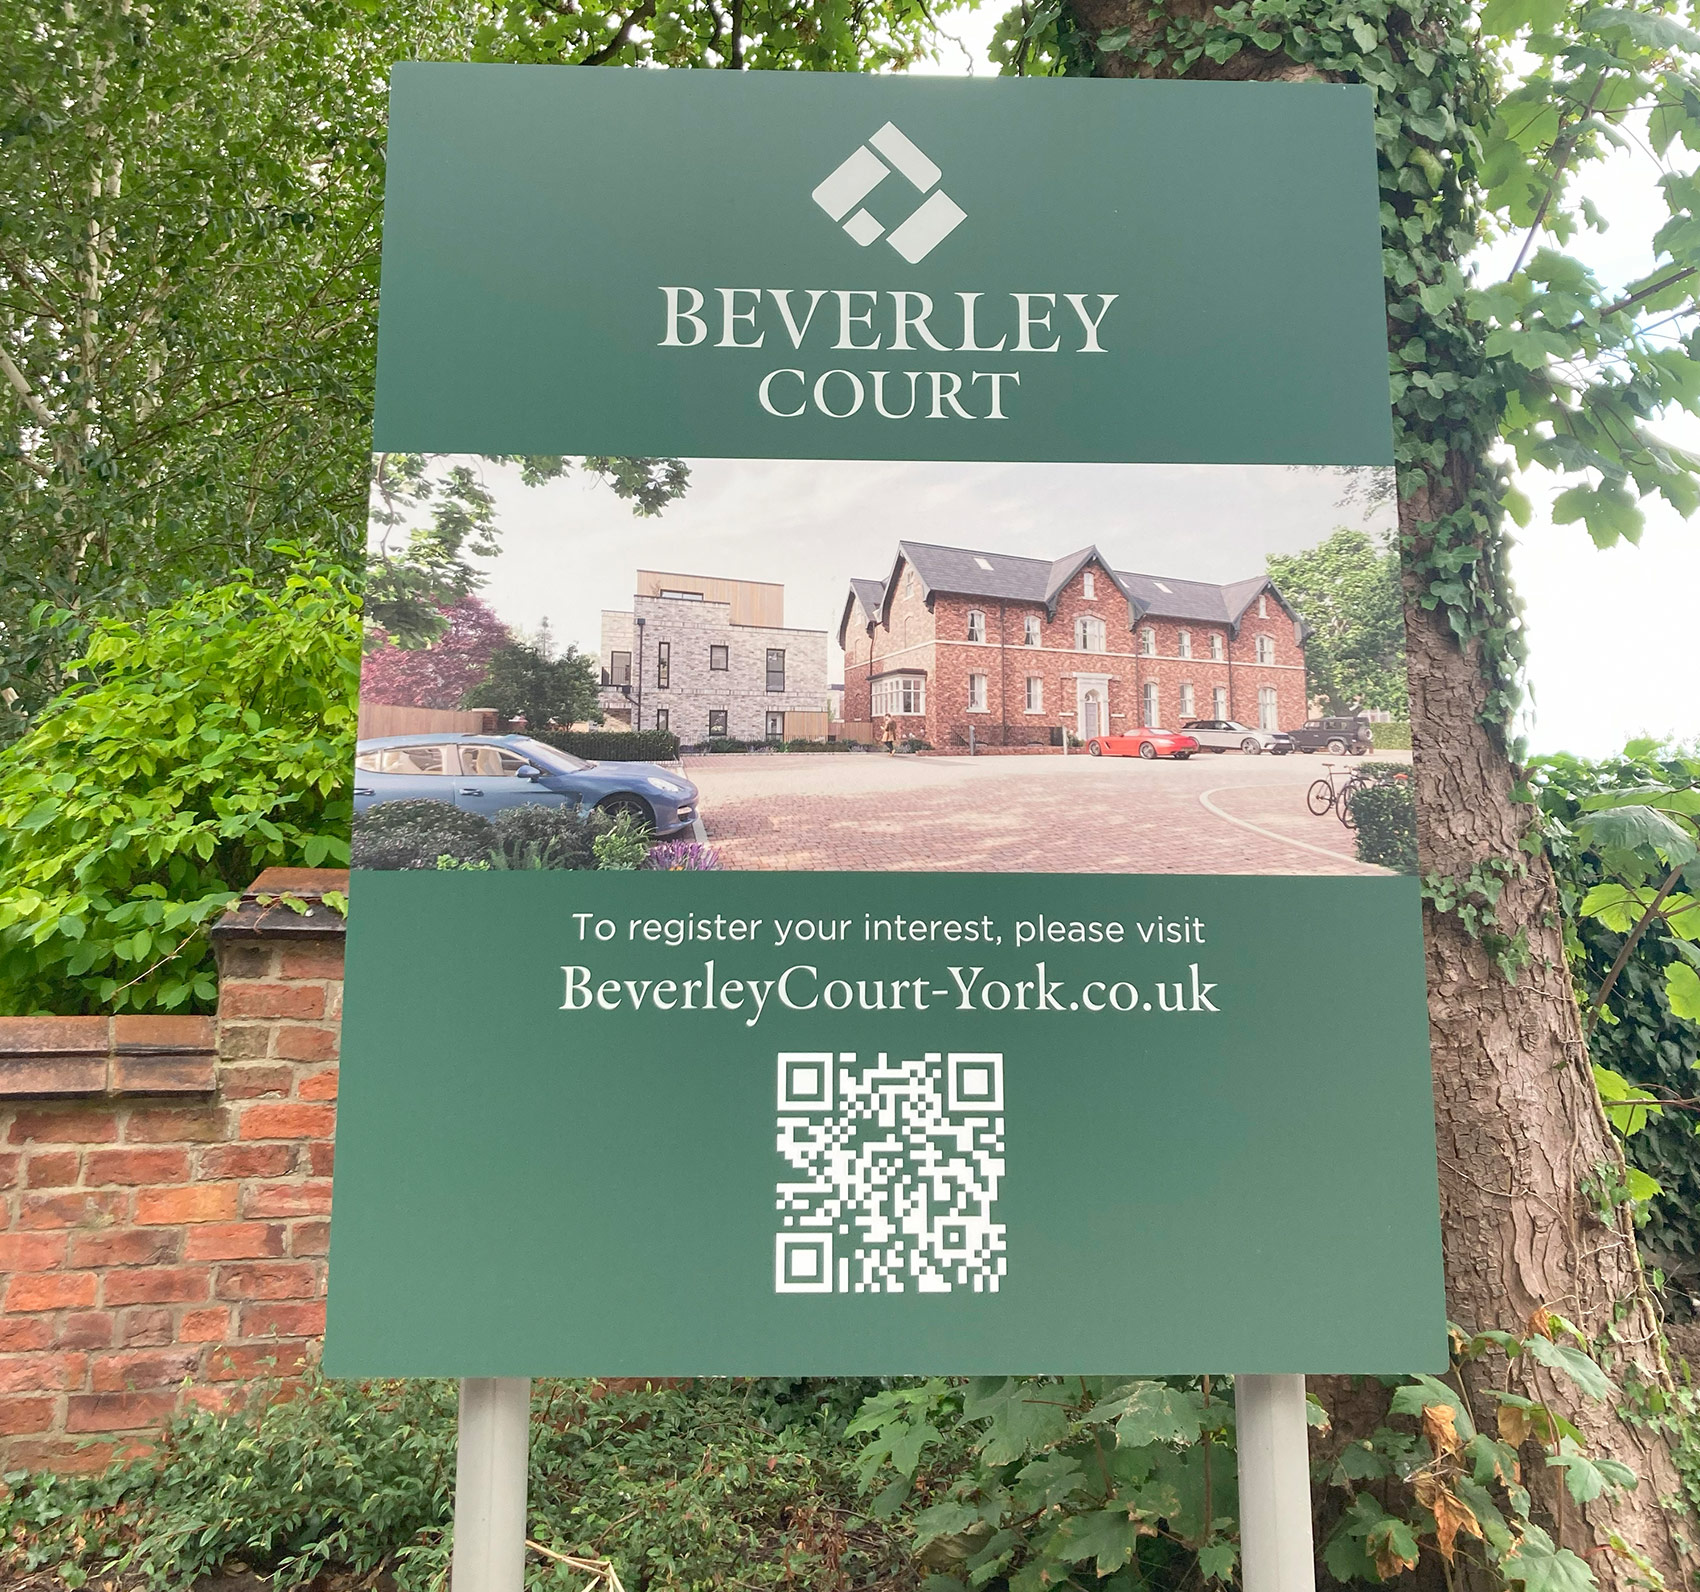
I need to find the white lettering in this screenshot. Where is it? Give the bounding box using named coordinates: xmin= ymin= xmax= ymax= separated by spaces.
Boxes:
xmin=768 ymin=288 xmax=829 ymax=348
xmin=758 ymin=369 xmax=807 ymax=417
xmin=659 ymin=286 xmax=708 ymax=347
xmin=890 ymin=291 xmax=951 ymax=352
xmin=813 ymin=369 xmax=865 ymax=418
xmin=833 ymin=289 xmax=880 ymax=351
xmin=716 ymin=287 xmax=764 ymax=348
xmin=1013 ymin=292 xmax=1060 ymax=353
xmin=956 ymin=292 xmax=1007 ymax=352
xmin=1064 ymin=292 xmax=1118 ymax=353
xmin=971 ymin=370 xmax=1020 ymax=419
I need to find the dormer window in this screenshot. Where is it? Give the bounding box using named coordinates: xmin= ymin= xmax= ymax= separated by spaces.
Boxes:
xmin=1258 ymin=593 xmax=1269 ymax=618
xmin=967 ymin=609 xmax=986 ymax=643
xmin=905 ymin=569 xmax=915 ymax=597
xmin=1023 ymin=615 xmax=1040 ymax=647
xmin=1083 ymin=570 xmax=1096 ymax=599
xmin=1177 ymin=629 xmax=1192 ymax=659
xmin=1138 ymin=626 xmax=1156 ymax=657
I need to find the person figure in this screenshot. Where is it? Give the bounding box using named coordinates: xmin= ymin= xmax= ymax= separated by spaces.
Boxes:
xmin=881 ymin=716 xmax=898 ymax=754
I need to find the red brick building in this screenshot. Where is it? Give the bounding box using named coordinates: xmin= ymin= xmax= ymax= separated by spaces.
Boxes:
xmin=840 ymin=542 xmax=1307 ymax=751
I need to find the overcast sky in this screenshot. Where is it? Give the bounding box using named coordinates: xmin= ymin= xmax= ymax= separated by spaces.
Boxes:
xmin=443 ymin=458 xmax=1395 ymax=675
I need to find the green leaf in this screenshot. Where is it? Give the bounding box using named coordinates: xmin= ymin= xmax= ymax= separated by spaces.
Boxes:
xmin=1592 ymin=1065 xmax=1662 ymax=1135
xmin=1668 ymin=962 xmax=1700 ymax=1020
xmin=1501 ymin=1524 xmax=1596 ymax=1592
xmin=1522 ymin=1335 xmax=1615 ymax=1401
xmin=1198 ymin=1540 xmax=1238 ymax=1581
xmin=1577 ymin=805 xmax=1699 ymax=867
xmin=1087 ymin=1381 xmax=1205 ymax=1448
xmin=1049 ymin=1508 xmax=1147 ymax=1575
xmin=963 ymin=1378 xmax=1070 ymax=1465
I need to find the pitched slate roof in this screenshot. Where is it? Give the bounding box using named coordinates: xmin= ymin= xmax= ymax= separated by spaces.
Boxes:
xmin=840 ymin=540 xmax=1290 ymax=642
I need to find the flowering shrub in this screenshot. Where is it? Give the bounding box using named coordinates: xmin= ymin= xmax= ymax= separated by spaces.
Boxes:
xmin=644 ymin=841 xmax=723 ymax=871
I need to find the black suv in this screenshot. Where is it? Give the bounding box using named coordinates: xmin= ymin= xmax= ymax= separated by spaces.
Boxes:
xmin=1288 ymin=715 xmax=1374 ymax=755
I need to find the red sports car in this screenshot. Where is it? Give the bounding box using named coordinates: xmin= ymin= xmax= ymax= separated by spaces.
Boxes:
xmin=1085 ymin=727 xmax=1200 ymax=760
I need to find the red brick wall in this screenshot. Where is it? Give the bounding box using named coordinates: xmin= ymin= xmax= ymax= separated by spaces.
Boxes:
xmin=0 ymin=870 xmax=344 ymax=1472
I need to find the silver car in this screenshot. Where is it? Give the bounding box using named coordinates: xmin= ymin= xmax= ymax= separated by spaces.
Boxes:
xmin=1180 ymin=719 xmax=1293 ymax=755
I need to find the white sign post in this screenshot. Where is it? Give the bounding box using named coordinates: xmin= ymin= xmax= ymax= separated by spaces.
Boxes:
xmin=451 ymin=1378 xmax=532 ymax=1592
xmin=1235 ymin=1374 xmax=1317 ymax=1592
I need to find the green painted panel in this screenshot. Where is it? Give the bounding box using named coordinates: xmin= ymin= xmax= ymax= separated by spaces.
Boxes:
xmin=324 ymin=871 xmax=1444 ymax=1376
xmin=372 ymin=67 xmax=1392 ymax=464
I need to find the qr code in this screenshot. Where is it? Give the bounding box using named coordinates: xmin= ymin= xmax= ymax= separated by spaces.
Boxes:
xmin=774 ymin=1051 xmax=1006 ymax=1295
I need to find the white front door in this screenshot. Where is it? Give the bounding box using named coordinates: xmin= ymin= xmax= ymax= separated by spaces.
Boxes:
xmin=1082 ymin=691 xmax=1102 ymax=739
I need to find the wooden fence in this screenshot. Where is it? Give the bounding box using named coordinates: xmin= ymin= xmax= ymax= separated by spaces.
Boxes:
xmin=356 ymin=703 xmax=498 ymax=738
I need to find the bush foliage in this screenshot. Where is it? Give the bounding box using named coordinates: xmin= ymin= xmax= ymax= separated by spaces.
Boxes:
xmin=0 ymin=559 xmax=358 ymax=1014
xmin=1349 ymin=773 xmax=1418 ymax=874
xmin=0 ymin=1374 xmax=915 ymax=1592
xmin=533 ymin=728 xmax=680 ymax=762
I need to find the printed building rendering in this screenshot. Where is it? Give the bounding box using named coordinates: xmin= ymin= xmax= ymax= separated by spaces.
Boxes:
xmin=840 ymin=541 xmax=1307 ymax=749
xmin=601 ymin=570 xmax=830 ymax=742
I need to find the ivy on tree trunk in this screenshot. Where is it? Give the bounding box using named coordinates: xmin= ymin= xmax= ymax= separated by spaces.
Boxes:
xmin=1051 ymin=0 xmax=1700 ymax=1580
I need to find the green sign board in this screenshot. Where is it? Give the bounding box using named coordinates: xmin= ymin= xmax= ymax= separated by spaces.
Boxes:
xmin=326 ymin=66 xmax=1444 ymax=1377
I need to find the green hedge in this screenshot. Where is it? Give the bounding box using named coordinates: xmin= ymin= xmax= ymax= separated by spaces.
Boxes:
xmin=1370 ymin=720 xmax=1413 ymax=751
xmin=1349 ymin=779 xmax=1417 ymax=873
xmin=697 ymin=737 xmax=751 ymax=753
xmin=534 ymin=728 xmax=679 ymax=762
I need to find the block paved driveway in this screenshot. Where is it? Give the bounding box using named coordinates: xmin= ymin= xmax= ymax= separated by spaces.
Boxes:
xmin=685 ymin=749 xmax=1410 ymax=874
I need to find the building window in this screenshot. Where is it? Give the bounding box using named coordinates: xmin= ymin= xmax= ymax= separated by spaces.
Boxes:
xmin=871 ymin=674 xmax=926 ymax=716
xmin=1213 ymin=685 xmax=1229 ymax=718
xmin=1258 ymin=593 xmax=1269 ymax=618
xmin=655 ymin=708 xmax=670 ymax=733
xmin=1025 ymin=677 xmax=1043 ymax=713
xmin=1255 ymin=634 xmax=1274 ymax=664
xmin=1138 ymin=626 xmax=1155 ymax=657
xmin=708 ymin=709 xmax=728 ymax=737
xmin=709 ymin=644 xmax=729 ymax=671
xmin=967 ymin=609 xmax=986 ymax=643
xmin=608 ymin=650 xmax=631 ymax=687
xmin=1177 ymin=629 xmax=1192 ymax=659
xmin=766 ymin=649 xmax=786 ymax=692
xmin=659 ymin=588 xmax=703 ymax=602
xmin=1083 ymin=570 xmax=1096 ymax=599
xmin=1076 ymin=615 xmax=1106 ymax=653
xmin=1143 ymin=681 xmax=1160 ymax=727
xmin=904 ymin=569 xmax=916 ymax=597
xmin=1258 ymin=686 xmax=1278 ymax=730
xmin=1023 ymin=615 xmax=1040 ymax=646
xmin=1180 ymin=682 xmax=1195 ymax=719
xmin=766 ymin=711 xmax=784 ymax=741
xmin=968 ymin=674 xmax=988 ymax=712
xmin=1209 ymin=632 xmax=1224 ymax=661
xmin=655 ymin=641 xmax=670 ymax=690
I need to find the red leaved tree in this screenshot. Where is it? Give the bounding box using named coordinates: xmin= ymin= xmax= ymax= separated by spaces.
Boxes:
xmin=361 ymin=596 xmax=512 ymax=709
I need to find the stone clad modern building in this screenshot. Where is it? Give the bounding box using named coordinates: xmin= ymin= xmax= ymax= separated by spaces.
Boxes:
xmin=600 ymin=570 xmax=830 ymax=744
xmin=840 ymin=541 xmax=1307 ymax=750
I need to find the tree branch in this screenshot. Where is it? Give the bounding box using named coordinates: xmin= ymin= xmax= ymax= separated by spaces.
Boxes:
xmin=0 ymin=342 xmax=55 ymax=431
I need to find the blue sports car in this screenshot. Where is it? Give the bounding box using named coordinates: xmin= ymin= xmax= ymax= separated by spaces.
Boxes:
xmin=353 ymin=733 xmax=699 ymax=837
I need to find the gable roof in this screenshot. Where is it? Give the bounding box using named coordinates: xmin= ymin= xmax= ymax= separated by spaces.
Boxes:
xmin=847 ymin=539 xmax=1293 ymax=633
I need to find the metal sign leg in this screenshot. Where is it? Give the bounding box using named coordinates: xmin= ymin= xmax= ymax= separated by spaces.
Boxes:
xmin=1234 ymin=1373 xmax=1316 ymax=1592
xmin=452 ymin=1377 xmax=532 ymax=1592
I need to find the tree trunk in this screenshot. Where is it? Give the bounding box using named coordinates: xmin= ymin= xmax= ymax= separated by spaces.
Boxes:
xmin=1066 ymin=2 xmax=1694 ymax=1581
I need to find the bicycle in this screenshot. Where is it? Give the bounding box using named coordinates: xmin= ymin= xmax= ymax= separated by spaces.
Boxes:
xmin=1306 ymin=762 xmax=1372 ymax=828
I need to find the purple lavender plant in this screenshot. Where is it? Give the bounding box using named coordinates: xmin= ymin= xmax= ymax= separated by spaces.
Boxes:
xmin=643 ymin=840 xmax=723 ymax=871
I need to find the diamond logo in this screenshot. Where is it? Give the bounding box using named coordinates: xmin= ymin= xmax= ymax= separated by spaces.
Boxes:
xmin=811 ymin=122 xmax=966 ymax=265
